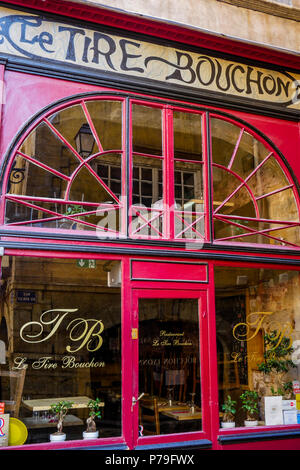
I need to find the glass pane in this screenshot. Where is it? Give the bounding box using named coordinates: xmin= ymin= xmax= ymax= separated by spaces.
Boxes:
xmin=173 ymin=111 xmax=202 ymax=160
xmin=0 ymin=257 xmax=122 ymax=445
xmin=215 ymin=266 xmax=300 ymax=429
xmin=211 ymin=118 xmax=242 ymax=167
xmin=49 ymin=104 xmax=98 ymax=158
xmin=130 ymin=155 xmax=164 ymax=238
xmin=19 ymin=122 xmax=79 ymax=177
xmin=85 ymin=100 xmax=123 ymax=151
xmin=7 ymin=155 xmax=68 ymax=199
xmin=138 ymin=298 xmax=201 ymax=436
xmin=92 ymin=153 xmax=123 ymax=201
xmin=132 ymin=105 xmax=162 ymax=156
xmin=174 ymin=158 xmax=204 ymax=240
xmin=247 ymin=157 xmax=290 ymax=198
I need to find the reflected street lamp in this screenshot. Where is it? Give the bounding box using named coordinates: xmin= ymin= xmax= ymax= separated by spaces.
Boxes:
xmin=75 ymin=123 xmax=94 ymax=158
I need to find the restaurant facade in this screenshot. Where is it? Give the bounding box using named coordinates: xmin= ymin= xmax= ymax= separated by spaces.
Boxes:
xmin=0 ymin=0 xmax=300 ymax=451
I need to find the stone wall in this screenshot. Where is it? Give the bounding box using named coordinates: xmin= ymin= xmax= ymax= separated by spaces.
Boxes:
xmin=69 ymin=0 xmax=300 ymax=53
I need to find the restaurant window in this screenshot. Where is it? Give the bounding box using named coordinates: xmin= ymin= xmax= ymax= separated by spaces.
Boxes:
xmin=3 ymin=95 xmax=300 ymax=249
xmin=0 ymin=256 xmax=122 ymax=445
xmin=215 ymin=265 xmax=300 ymax=428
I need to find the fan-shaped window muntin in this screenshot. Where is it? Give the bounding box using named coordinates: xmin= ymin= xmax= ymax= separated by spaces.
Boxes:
xmin=210 ymin=116 xmax=300 ymax=247
xmin=5 ymin=98 xmax=125 ymax=236
xmin=3 ymin=95 xmax=300 ymax=248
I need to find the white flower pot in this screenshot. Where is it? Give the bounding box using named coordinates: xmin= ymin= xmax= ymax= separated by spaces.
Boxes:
xmin=221 ymin=421 xmax=235 ymax=428
xmin=244 ymin=420 xmax=258 ymax=427
xmin=82 ymin=430 xmax=99 ymax=440
xmin=50 ymin=432 xmax=66 ymax=442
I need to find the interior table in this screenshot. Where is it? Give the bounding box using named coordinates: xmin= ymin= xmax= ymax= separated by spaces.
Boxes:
xmin=21 ymin=413 xmax=84 ymax=429
xmin=161 ymin=409 xmax=202 ymax=420
xmin=22 ymin=396 xmax=104 ymax=412
xmin=141 ymin=398 xmax=190 ymax=413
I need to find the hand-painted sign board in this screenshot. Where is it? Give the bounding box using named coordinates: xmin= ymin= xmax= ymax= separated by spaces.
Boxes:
xmin=0 ymin=6 xmax=299 ymax=111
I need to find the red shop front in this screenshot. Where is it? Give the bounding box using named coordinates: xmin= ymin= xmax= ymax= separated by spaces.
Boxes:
xmin=0 ymin=0 xmax=299 ymax=451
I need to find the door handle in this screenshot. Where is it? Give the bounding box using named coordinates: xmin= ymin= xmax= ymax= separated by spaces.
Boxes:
xmin=132 ymin=393 xmax=145 ymax=410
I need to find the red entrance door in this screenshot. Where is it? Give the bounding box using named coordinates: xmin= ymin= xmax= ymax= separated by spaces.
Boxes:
xmin=130 ymin=287 xmax=212 ymax=449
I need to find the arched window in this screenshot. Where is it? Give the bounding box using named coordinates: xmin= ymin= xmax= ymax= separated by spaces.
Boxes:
xmin=3 ymin=95 xmax=300 ymax=248
xmin=210 ymin=117 xmax=300 ymax=247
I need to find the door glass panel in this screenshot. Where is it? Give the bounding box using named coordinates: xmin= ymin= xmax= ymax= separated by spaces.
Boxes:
xmin=138 ymin=298 xmax=201 ymax=435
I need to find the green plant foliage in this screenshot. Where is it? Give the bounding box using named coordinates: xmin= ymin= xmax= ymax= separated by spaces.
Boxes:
xmin=240 ymin=390 xmax=259 ymax=420
xmin=221 ymin=395 xmax=237 ymax=422
xmin=50 ymin=400 xmax=73 ymax=415
xmin=65 ymin=204 xmax=83 ymax=216
xmin=85 ymin=398 xmax=103 ymax=433
xmin=257 ymin=330 xmax=296 ymax=374
xmin=50 ymin=400 xmax=74 ymax=434
xmin=271 ymin=381 xmax=294 ymax=398
xmin=88 ymin=398 xmax=103 ymax=420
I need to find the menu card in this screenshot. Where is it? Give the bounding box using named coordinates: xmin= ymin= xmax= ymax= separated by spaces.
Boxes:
xmin=264 ymin=396 xmax=283 ymax=426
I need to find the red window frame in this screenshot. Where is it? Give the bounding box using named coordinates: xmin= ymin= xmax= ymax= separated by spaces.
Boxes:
xmin=2 ymin=92 xmax=299 ymax=251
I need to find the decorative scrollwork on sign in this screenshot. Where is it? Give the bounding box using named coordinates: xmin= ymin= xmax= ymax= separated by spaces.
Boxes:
xmin=8 ymin=161 xmax=25 ymax=191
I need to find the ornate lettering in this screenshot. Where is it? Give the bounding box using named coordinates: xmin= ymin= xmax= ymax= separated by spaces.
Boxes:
xmin=19 ymin=308 xmax=105 ymax=353
xmin=232 ymin=311 xmax=294 ymax=351
xmin=66 ymin=318 xmax=104 ymax=352
xmin=20 ymin=308 xmax=77 ymax=344
xmin=232 ymin=311 xmax=274 ymax=342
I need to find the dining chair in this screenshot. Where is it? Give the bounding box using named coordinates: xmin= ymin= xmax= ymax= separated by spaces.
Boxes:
xmin=0 ymin=366 xmax=27 ymax=418
xmin=139 ymin=396 xmax=160 ymax=435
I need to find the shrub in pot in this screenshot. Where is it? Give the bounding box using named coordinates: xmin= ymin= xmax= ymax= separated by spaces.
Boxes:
xmin=221 ymin=395 xmax=237 ymax=428
xmin=49 ymin=400 xmax=73 ymax=442
xmin=83 ymin=398 xmax=102 ymax=439
xmin=256 ymin=330 xmax=296 ymax=394
xmin=254 ymin=330 xmax=296 ymax=421
xmin=240 ymin=390 xmax=259 ymax=427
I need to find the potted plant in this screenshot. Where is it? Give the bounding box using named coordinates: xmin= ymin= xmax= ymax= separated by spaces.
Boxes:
xmin=221 ymin=395 xmax=237 ymax=428
xmin=256 ymin=330 xmax=296 ymax=392
xmin=282 ymin=381 xmax=294 ymax=399
xmin=254 ymin=330 xmax=296 ymax=420
xmin=240 ymin=390 xmax=259 ymax=427
xmin=49 ymin=400 xmax=73 ymax=442
xmin=82 ymin=398 xmax=102 ymax=439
